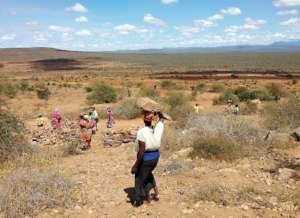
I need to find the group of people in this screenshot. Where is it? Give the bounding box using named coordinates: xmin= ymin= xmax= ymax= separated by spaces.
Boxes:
xmin=35 ymin=103 xmax=166 ymax=207
xmin=226 ymin=98 xmax=240 ymax=115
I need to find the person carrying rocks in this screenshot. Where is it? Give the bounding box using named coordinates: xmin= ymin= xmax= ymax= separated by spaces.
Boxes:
xmin=79 ymin=113 xmax=93 ymax=150
xmin=131 ymin=98 xmax=171 ymax=206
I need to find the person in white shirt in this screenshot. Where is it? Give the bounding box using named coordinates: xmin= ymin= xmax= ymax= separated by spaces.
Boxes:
xmin=131 ymin=111 xmax=164 ymax=207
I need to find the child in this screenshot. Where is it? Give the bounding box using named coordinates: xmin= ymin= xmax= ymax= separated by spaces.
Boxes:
xmin=37 ymin=113 xmax=45 ymax=127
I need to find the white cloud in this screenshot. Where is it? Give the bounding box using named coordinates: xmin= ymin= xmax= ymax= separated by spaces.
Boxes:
xmin=225 ymin=18 xmax=266 ymax=32
xmin=221 ymin=7 xmax=242 ymax=15
xmin=277 ymin=9 xmax=298 ymax=16
xmin=144 ymin=13 xmax=166 ymax=26
xmin=194 ymin=19 xmax=215 ymax=29
xmin=49 ymin=25 xmax=73 ymax=33
xmin=114 ymin=24 xmax=136 ymax=34
xmin=66 ymin=3 xmax=88 ymax=13
xmin=0 ymin=34 xmax=16 ymax=41
xmin=26 ymin=21 xmax=39 ymax=26
xmin=161 ymin=0 xmax=177 ymax=5
xmin=280 ymin=17 xmax=300 ymax=26
xmin=243 ymin=18 xmax=266 ymax=29
xmin=33 ymin=32 xmax=51 ymax=42
xmin=273 ymin=0 xmax=300 ymax=7
xmin=75 ymin=16 xmax=88 ymax=23
xmin=175 ymin=26 xmax=200 ymax=36
xmin=114 ymin=24 xmax=149 ymax=35
xmin=76 ymin=30 xmax=92 ymax=36
xmin=208 ymin=14 xmax=224 ymax=21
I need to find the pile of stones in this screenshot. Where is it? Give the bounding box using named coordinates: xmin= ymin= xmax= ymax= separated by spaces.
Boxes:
xmin=103 ymin=128 xmax=138 ymax=147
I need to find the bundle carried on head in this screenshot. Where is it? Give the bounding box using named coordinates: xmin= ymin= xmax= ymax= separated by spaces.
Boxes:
xmin=137 ymin=97 xmax=172 ymax=121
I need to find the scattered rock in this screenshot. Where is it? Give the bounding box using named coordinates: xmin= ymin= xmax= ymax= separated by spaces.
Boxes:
xmin=278 ymin=168 xmax=296 ymax=182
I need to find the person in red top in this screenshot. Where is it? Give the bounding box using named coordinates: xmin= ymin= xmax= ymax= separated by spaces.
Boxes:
xmin=52 ymin=108 xmax=62 ymax=129
xmin=107 ymin=107 xmax=114 ymax=128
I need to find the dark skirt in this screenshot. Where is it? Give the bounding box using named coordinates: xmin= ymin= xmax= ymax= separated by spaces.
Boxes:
xmin=134 ymin=157 xmax=159 ymax=202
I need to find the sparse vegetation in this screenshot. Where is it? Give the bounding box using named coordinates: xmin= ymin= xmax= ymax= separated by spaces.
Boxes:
xmin=241 ymin=101 xmax=258 ymax=115
xmin=114 ymin=98 xmax=140 ymax=119
xmin=0 ymin=168 xmax=75 ymax=218
xmin=36 ymin=87 xmax=51 ymax=100
xmin=213 ymin=90 xmax=239 ymax=105
xmin=262 ymin=95 xmax=300 ymax=130
xmin=209 ymin=83 xmax=225 ymax=93
xmin=186 ymin=113 xmax=266 ymax=161
xmin=265 ymin=83 xmax=287 ymax=101
xmin=139 ymin=85 xmax=159 ymax=98
xmin=160 ymin=80 xmax=177 ymax=89
xmin=87 ymin=83 xmax=117 ymax=104
xmin=0 ymin=109 xmax=33 ymax=162
xmin=0 ymin=83 xmax=18 ymax=98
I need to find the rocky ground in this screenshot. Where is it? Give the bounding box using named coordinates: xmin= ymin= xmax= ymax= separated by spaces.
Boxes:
xmin=27 ymin=119 xmax=300 ymax=218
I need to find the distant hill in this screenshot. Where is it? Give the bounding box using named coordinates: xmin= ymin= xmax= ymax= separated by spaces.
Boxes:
xmin=0 ymin=40 xmax=300 ymax=62
xmin=0 ymin=47 xmax=105 ymax=62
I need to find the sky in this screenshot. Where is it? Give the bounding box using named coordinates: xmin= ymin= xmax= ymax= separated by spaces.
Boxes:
xmin=0 ymin=0 xmax=300 ymax=51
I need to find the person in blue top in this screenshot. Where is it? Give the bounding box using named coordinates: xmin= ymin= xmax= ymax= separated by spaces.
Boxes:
xmin=131 ymin=110 xmax=165 ymax=207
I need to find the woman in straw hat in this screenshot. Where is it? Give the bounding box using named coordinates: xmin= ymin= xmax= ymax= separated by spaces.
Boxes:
xmin=131 ymin=100 xmax=169 ymax=206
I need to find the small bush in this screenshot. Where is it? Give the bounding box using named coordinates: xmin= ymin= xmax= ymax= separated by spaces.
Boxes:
xmin=0 ymin=168 xmax=75 ymax=218
xmin=161 ymin=80 xmax=177 ymax=89
xmin=186 ymin=113 xmax=266 ymax=161
xmin=87 ymin=83 xmax=117 ymax=104
xmin=63 ymin=137 xmax=82 ymax=156
xmin=234 ymin=86 xmax=257 ymax=102
xmin=262 ymin=95 xmax=300 ymax=130
xmin=213 ymin=90 xmax=239 ymax=105
xmin=36 ymin=87 xmax=51 ymax=100
xmin=85 ymin=86 xmax=93 ymax=93
xmin=19 ymin=81 xmax=30 ymax=92
xmin=265 ymin=83 xmax=286 ymax=101
xmin=114 ymin=98 xmax=140 ymax=119
xmin=139 ymin=86 xmax=159 ymax=98
xmin=0 ymin=109 xmax=32 ymax=162
xmin=255 ymin=89 xmax=273 ymax=101
xmin=209 ymin=83 xmax=225 ymax=93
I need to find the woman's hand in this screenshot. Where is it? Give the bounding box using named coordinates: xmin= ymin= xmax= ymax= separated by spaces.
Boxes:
xmin=131 ymin=164 xmax=138 ymax=174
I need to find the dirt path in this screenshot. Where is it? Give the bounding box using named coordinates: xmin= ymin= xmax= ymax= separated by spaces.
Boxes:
xmin=36 ymin=120 xmax=299 ymax=218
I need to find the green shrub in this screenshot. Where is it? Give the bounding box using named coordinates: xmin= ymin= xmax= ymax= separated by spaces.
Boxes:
xmin=213 ymin=90 xmax=239 ymax=105
xmin=139 ymin=85 xmax=159 ymax=98
xmin=114 ymin=98 xmax=140 ymax=119
xmin=234 ymin=86 xmax=257 ymax=102
xmin=209 ymin=83 xmax=225 ymax=93
xmin=0 ymin=168 xmax=75 ymax=218
xmin=161 ymin=80 xmax=177 ymax=89
xmin=19 ymin=81 xmax=30 ymax=92
xmin=36 ymin=87 xmax=51 ymax=100
xmin=87 ymin=83 xmax=117 ymax=104
xmin=255 ymin=89 xmax=273 ymax=101
xmin=85 ymin=86 xmax=93 ymax=93
xmin=262 ymin=95 xmax=300 ymax=130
